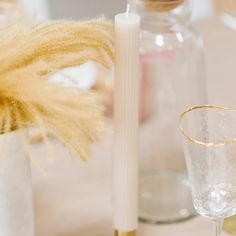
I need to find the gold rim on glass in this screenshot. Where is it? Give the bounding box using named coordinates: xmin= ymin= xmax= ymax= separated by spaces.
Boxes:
xmin=179 ymin=105 xmax=236 ymax=147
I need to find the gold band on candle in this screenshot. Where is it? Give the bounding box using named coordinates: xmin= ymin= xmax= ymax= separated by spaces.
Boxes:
xmin=114 ymin=230 xmax=136 ymax=236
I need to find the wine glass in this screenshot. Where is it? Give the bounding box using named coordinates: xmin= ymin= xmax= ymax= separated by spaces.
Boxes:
xmin=179 ymin=105 xmax=236 ymax=236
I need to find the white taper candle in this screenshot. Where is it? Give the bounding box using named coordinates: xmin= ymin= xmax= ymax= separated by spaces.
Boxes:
xmin=114 ymin=10 xmax=140 ymax=235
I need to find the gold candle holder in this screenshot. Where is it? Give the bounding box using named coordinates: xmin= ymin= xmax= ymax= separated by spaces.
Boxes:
xmin=224 ymin=216 xmax=236 ymax=235
xmin=142 ymin=0 xmax=184 ymax=12
xmin=115 ymin=230 xmax=136 ymax=236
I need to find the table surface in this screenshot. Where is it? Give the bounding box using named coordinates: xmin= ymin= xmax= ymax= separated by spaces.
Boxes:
xmin=32 ymin=16 xmax=236 ymax=236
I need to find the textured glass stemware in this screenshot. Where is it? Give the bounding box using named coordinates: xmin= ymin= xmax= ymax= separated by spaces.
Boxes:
xmin=180 ymin=105 xmax=236 ymax=236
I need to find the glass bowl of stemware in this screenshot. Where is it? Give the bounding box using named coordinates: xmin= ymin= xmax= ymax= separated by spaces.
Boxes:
xmin=180 ymin=105 xmax=236 ymax=236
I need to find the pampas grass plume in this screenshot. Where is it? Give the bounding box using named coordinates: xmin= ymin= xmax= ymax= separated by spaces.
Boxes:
xmin=0 ymin=18 xmax=114 ymax=161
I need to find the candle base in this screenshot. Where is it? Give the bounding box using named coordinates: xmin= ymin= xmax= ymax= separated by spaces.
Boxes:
xmin=114 ymin=230 xmax=136 ymax=236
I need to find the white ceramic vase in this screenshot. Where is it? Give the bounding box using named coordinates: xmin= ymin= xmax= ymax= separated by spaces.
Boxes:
xmin=0 ymin=129 xmax=35 ymax=236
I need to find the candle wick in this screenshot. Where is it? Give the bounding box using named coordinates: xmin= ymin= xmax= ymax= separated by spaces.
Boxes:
xmin=126 ymin=4 xmax=131 ymax=17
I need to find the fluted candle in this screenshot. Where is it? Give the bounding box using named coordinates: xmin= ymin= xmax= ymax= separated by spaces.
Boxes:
xmin=113 ymin=10 xmax=140 ymax=236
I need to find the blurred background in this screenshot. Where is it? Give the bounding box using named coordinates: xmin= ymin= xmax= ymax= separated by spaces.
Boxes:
xmin=15 ymin=0 xmax=215 ymax=21
xmin=2 ymin=0 xmax=236 ymax=235
xmin=24 ymin=0 xmax=236 ymax=107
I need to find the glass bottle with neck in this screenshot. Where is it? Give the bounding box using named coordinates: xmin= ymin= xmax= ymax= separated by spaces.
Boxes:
xmin=128 ymin=0 xmax=207 ymax=224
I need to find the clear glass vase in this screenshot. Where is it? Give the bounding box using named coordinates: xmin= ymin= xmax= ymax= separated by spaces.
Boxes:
xmin=128 ymin=0 xmax=207 ymax=224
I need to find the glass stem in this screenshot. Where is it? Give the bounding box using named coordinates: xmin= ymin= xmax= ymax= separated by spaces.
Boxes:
xmin=214 ymin=218 xmax=224 ymax=236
